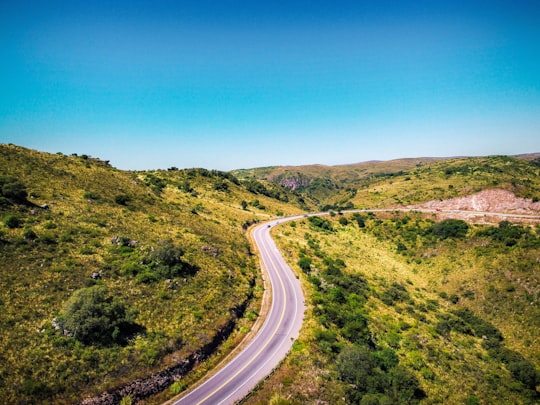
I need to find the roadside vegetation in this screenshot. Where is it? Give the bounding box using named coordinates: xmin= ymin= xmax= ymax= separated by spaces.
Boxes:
xmin=2 ymin=144 xmax=540 ymax=404
xmin=0 ymin=144 xmax=301 ymax=404
xmin=246 ymin=211 xmax=540 ymax=404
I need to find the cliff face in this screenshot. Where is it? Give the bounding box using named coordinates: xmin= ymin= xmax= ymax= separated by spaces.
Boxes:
xmin=271 ymin=173 xmax=313 ymax=191
xmin=277 ymin=176 xmax=312 ymax=190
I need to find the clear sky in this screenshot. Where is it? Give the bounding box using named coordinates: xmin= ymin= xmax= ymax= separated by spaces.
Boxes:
xmin=1 ymin=1 xmax=540 ymax=170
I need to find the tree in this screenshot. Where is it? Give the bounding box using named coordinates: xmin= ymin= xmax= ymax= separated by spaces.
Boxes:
xmin=147 ymin=239 xmax=196 ymax=280
xmin=151 ymin=239 xmax=184 ymax=267
xmin=57 ymin=285 xmax=138 ymax=345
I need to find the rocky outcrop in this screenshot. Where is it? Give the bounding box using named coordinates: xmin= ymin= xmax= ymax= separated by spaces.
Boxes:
xmin=277 ymin=176 xmax=312 ymax=190
xmin=271 ymin=172 xmax=313 ymax=191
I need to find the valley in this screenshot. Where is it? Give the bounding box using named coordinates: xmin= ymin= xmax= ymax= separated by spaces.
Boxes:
xmin=1 ymin=144 xmax=539 ymax=404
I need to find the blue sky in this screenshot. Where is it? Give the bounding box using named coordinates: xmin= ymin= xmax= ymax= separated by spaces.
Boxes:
xmin=1 ymin=1 xmax=539 ymax=170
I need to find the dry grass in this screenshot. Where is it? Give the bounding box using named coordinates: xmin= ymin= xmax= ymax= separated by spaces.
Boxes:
xmin=0 ymin=144 xmax=303 ymax=404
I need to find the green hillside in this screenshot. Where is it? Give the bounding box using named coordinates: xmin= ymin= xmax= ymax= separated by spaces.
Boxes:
xmin=0 ymin=144 xmax=301 ymax=404
xmin=234 ymin=155 xmax=540 ymax=210
xmin=247 ymin=212 xmax=540 ymax=404
xmin=2 ymin=144 xmax=540 ymax=404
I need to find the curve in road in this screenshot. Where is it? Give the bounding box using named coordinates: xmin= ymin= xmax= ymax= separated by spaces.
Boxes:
xmin=172 ymin=220 xmax=305 ymax=405
xmin=171 ymin=208 xmax=539 ymax=404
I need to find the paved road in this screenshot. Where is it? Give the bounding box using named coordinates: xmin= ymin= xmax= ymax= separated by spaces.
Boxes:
xmin=172 ymin=220 xmax=305 ymax=405
xmin=171 ymin=207 xmax=539 ymax=404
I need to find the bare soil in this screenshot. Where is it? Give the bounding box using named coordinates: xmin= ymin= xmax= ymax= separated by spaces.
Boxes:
xmin=406 ymin=189 xmax=540 ymax=224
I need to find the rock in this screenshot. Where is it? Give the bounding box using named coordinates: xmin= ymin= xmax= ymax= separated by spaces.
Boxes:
xmin=201 ymin=246 xmax=220 ymax=257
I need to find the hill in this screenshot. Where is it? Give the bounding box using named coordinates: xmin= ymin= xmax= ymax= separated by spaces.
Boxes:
xmin=247 ymin=210 xmax=540 ymax=404
xmin=234 ymin=154 xmax=540 ymax=211
xmin=2 ymin=144 xmax=540 ymax=404
xmin=0 ymin=144 xmax=302 ymax=404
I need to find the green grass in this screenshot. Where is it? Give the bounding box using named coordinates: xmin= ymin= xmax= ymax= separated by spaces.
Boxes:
xmin=2 ymin=144 xmax=540 ymax=404
xmin=246 ymin=212 xmax=540 ymax=404
xmin=0 ymin=144 xmax=302 ymax=404
xmin=235 ymin=155 xmax=540 ymax=210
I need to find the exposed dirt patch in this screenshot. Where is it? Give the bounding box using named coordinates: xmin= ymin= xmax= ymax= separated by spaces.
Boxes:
xmin=406 ymin=189 xmax=540 ymax=224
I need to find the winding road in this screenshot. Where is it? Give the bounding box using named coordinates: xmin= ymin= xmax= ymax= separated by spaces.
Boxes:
xmin=172 ymin=219 xmax=305 ymax=405
xmin=171 ymin=208 xmax=540 ymax=404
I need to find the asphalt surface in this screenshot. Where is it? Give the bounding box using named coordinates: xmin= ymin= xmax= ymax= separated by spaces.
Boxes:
xmin=172 ymin=220 xmax=305 ymax=405
xmin=171 ymin=207 xmax=540 ymax=405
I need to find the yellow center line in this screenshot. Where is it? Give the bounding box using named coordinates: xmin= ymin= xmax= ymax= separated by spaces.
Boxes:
xmin=194 ymin=225 xmax=288 ymax=405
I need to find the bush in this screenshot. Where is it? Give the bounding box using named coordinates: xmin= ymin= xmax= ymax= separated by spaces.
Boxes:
xmin=352 ymin=213 xmax=366 ymax=228
xmin=57 ymin=285 xmax=139 ymax=345
xmin=3 ymin=214 xmax=22 ymax=228
xmin=297 ymin=256 xmax=312 ymax=273
xmin=0 ymin=176 xmax=28 ymax=202
xmin=83 ymin=191 xmax=100 ymax=200
xmin=453 ymin=308 xmax=503 ymax=341
xmin=308 ymin=216 xmax=334 ymax=231
xmin=477 ymin=221 xmax=527 ymax=246
xmin=380 ymin=282 xmax=410 ymax=305
xmin=22 ymin=228 xmax=37 ymax=240
xmin=151 ymin=239 xmax=185 ymax=267
xmin=115 ymin=194 xmax=131 ymax=206
xmin=431 ymin=219 xmax=469 ymax=239
xmin=339 ymin=216 xmax=349 ymax=226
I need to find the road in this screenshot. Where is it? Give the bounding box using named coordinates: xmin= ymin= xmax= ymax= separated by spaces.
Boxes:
xmin=172 ymin=220 xmax=305 ymax=405
xmin=171 ymin=207 xmax=539 ymax=404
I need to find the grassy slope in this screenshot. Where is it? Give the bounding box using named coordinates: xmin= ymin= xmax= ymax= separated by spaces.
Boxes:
xmin=0 ymin=144 xmax=302 ymax=404
xmin=235 ymin=155 xmax=540 ymax=210
xmin=246 ymin=213 xmax=540 ymax=404
xmin=351 ymin=155 xmax=540 ymax=208
xmin=2 ymin=145 xmax=540 ymax=404
xmin=244 ymin=155 xmax=540 ymax=404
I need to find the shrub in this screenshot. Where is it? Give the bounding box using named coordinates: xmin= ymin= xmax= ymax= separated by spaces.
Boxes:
xmin=151 ymin=239 xmax=185 ymax=266
xmin=83 ymin=191 xmax=100 ymax=200
xmin=0 ymin=176 xmax=28 ymax=202
xmin=213 ymin=181 xmax=229 ymax=192
xmin=396 ymin=242 xmax=407 ymax=252
xmin=297 ymin=256 xmax=312 ymax=273
xmin=308 ymin=216 xmax=334 ymax=231
xmin=122 ymin=262 xmax=145 ymax=276
xmin=352 ymin=213 xmax=366 ymax=228
xmin=3 ymin=214 xmax=22 ymax=228
xmin=169 ymin=381 xmax=186 ymax=395
xmin=146 ymin=239 xmax=197 ymax=279
xmin=23 ymin=228 xmax=37 ymax=240
xmin=57 ymin=285 xmax=139 ymax=345
xmin=453 ymin=308 xmax=503 ymax=341
xmin=115 ymin=194 xmax=131 ymax=206
xmin=380 ymin=282 xmax=410 ymax=305
xmin=80 ymin=246 xmax=94 ymax=255
xmin=136 ymin=270 xmax=159 ymax=284
xmin=431 ymin=219 xmax=469 ymax=239
xmin=477 ymin=221 xmax=527 ymax=246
